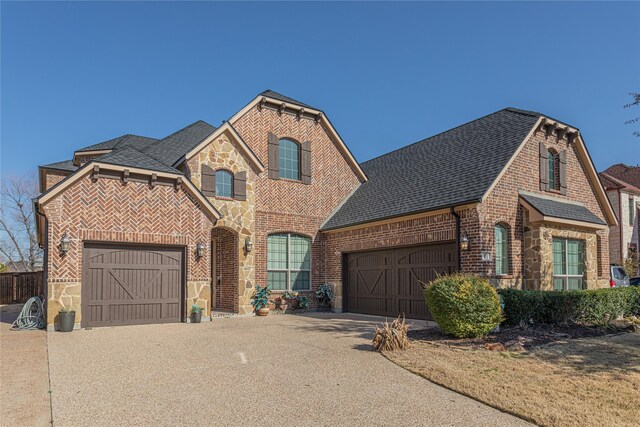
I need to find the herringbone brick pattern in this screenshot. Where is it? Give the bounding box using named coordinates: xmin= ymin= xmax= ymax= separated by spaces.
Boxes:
xmin=43 ymin=175 xmax=214 ymax=283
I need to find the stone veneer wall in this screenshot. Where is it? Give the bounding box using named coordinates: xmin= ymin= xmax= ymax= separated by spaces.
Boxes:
xmin=42 ymin=173 xmax=214 ymax=326
xmin=524 ymin=222 xmax=605 ymax=290
xmin=185 ymin=132 xmax=256 ymax=314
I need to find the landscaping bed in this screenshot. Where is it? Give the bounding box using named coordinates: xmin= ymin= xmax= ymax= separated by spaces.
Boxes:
xmin=407 ymin=321 xmax=637 ymax=351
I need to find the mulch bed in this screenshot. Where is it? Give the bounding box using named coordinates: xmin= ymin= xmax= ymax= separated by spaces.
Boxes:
xmin=409 ymin=321 xmax=636 ymax=351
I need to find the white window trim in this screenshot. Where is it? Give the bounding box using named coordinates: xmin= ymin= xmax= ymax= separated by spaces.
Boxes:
xmin=215 ymin=169 xmax=234 ymax=199
xmin=495 ymin=224 xmax=509 ymax=276
xmin=553 ymin=238 xmax=585 ymax=291
xmin=267 ymin=233 xmax=311 ymax=292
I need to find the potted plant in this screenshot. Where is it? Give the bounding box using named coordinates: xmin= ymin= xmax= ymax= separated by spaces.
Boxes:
xmin=58 ymin=307 xmax=75 ymax=332
xmin=297 ymin=295 xmax=309 ymax=311
xmin=252 ymin=285 xmax=272 ymax=316
xmin=315 ymin=283 xmax=334 ymax=312
xmin=272 ymin=296 xmax=288 ymax=312
xmin=190 ymin=304 xmax=204 ymax=323
xmin=284 ymin=290 xmax=299 ymax=310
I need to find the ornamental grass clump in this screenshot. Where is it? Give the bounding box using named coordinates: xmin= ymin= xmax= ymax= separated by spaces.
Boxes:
xmin=424 ymin=274 xmax=502 ymax=338
xmin=372 ymin=315 xmax=410 ymax=352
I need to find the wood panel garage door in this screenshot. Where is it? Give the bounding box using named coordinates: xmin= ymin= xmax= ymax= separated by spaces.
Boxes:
xmin=346 ymin=243 xmax=458 ymax=320
xmin=82 ymin=244 xmax=184 ymax=327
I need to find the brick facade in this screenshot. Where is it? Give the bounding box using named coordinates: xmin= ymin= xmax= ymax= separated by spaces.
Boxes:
xmin=44 ymin=170 xmax=70 ymax=191
xmin=38 ymin=96 xmax=614 ymax=326
xmin=41 ymin=172 xmax=215 ymax=325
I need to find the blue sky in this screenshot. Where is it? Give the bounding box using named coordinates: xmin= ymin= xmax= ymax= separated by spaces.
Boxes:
xmin=1 ymin=1 xmax=639 ymax=180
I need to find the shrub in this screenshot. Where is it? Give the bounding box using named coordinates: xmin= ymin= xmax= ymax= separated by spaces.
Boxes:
xmin=372 ymin=316 xmax=410 ymax=351
xmin=424 ymin=274 xmax=502 ymax=338
xmin=498 ymin=287 xmax=640 ymax=326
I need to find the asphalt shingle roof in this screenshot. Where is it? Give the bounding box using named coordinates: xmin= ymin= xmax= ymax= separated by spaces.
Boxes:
xmin=40 ymin=159 xmax=77 ymax=172
xmin=260 ymin=90 xmax=317 ymax=110
xmin=95 ymin=146 xmax=181 ymax=174
xmin=76 ymin=134 xmax=158 ymax=152
xmin=603 ymin=164 xmax=640 ymax=190
xmin=142 ymin=120 xmax=216 ymax=167
xmin=321 ymin=108 xmax=541 ymax=230
xmin=520 ymin=192 xmax=606 ymax=225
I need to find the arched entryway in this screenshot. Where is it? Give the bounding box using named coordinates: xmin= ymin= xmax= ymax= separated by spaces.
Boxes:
xmin=211 ymin=227 xmax=239 ymax=313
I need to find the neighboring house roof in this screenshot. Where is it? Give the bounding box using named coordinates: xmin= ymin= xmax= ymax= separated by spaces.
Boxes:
xmin=322 ymin=108 xmax=540 ymax=230
xmin=599 ymin=172 xmax=624 ymax=190
xmin=519 ymin=192 xmax=607 ymax=226
xmin=76 ymin=134 xmax=158 ymax=153
xmin=40 ymin=159 xmax=77 ymax=172
xmin=96 ymin=146 xmax=182 ymax=174
xmin=602 ymin=164 xmax=640 ymax=192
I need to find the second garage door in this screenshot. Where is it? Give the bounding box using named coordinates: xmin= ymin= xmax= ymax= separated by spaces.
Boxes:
xmin=82 ymin=244 xmax=184 ymax=327
xmin=345 ymin=243 xmax=458 ymax=320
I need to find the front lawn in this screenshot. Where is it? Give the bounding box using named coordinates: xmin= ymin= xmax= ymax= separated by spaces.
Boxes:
xmin=384 ymin=327 xmax=640 ymax=427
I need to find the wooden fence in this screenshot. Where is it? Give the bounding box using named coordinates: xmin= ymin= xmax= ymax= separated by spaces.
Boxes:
xmin=0 ymin=272 xmax=44 ymax=304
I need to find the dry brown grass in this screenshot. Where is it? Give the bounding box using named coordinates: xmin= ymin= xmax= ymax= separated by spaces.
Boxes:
xmin=372 ymin=316 xmax=410 ymax=351
xmin=384 ymin=332 xmax=640 ymax=427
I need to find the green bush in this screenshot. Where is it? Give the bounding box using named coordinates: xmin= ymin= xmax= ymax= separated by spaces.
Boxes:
xmin=498 ymin=287 xmax=640 ymax=326
xmin=424 ymin=274 xmax=502 ymax=338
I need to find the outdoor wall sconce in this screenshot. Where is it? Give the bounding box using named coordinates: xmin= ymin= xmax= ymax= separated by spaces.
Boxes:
xmin=459 ymin=235 xmax=470 ymax=252
xmin=196 ymin=242 xmax=205 ymax=259
xmin=60 ymin=232 xmax=71 ymax=254
xmin=244 ymin=237 xmax=253 ymax=253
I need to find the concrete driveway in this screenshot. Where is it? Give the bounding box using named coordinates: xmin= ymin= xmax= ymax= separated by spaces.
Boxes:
xmin=47 ymin=313 xmax=530 ymax=426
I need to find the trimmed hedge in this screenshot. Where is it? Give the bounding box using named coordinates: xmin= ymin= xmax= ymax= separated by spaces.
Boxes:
xmin=425 ymin=274 xmax=502 ymax=338
xmin=498 ymin=287 xmax=640 ymax=326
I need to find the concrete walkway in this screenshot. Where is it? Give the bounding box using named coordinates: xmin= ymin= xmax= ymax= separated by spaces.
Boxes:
xmin=0 ymin=304 xmax=51 ymax=427
xmin=47 ymin=313 xmax=530 ymax=426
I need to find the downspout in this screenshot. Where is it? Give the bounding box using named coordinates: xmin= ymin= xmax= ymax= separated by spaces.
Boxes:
xmin=451 ymin=207 xmax=461 ymax=271
xmin=619 ymin=188 xmax=623 ymax=264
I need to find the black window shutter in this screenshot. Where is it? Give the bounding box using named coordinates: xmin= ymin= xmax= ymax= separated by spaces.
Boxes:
xmin=234 ymin=171 xmax=247 ymax=201
xmin=201 ymin=164 xmax=216 ymax=197
xmin=559 ymin=149 xmax=567 ymax=195
xmin=301 ymin=140 xmax=311 ymax=185
xmin=539 ymin=141 xmax=549 ymax=191
xmin=268 ymin=131 xmax=279 ymax=180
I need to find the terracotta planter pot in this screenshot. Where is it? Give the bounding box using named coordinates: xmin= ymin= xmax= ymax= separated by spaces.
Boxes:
xmin=256 ymin=307 xmax=270 ymax=316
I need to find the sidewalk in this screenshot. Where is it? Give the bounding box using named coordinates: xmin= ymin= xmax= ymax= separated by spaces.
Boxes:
xmin=0 ymin=304 xmax=51 ymax=427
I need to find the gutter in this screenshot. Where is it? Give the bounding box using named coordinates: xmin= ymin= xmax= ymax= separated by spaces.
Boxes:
xmin=451 ymin=207 xmax=462 ymax=271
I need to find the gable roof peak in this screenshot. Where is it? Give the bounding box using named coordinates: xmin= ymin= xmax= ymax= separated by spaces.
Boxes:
xmin=259 ymin=89 xmax=317 ymax=110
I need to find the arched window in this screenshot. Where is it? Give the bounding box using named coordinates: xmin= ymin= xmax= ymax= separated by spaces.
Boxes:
xmin=215 ymin=170 xmax=233 ymax=198
xmin=495 ymin=224 xmax=509 ymax=275
xmin=548 ymin=149 xmax=559 ymax=191
xmin=267 ymin=233 xmax=310 ymax=291
xmin=279 ymin=138 xmax=300 ymax=180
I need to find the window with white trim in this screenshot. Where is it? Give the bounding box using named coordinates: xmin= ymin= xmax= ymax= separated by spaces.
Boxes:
xmin=279 ymin=139 xmax=300 ymax=180
xmin=552 ymin=238 xmax=585 ymax=291
xmin=267 ymin=233 xmax=310 ymax=291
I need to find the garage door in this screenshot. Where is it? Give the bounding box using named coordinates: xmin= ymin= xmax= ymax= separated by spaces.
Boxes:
xmin=345 ymin=243 xmax=458 ymax=320
xmin=82 ymin=244 xmax=184 ymax=327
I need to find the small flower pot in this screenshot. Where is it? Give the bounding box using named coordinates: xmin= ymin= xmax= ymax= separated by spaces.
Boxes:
xmin=256 ymin=307 xmax=270 ymax=316
xmin=190 ymin=312 xmax=202 ymax=323
xmin=58 ymin=311 xmax=76 ymax=332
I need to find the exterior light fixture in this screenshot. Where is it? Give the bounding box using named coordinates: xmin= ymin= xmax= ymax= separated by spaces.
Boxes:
xmin=459 ymin=235 xmax=470 ymax=252
xmin=244 ymin=237 xmax=253 ymax=253
xmin=196 ymin=242 xmax=205 ymax=259
xmin=60 ymin=232 xmax=71 ymax=253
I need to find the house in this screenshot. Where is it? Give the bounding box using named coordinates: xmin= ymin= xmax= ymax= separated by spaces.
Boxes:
xmin=599 ymin=164 xmax=640 ymax=274
xmin=35 ymin=90 xmax=617 ymax=329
